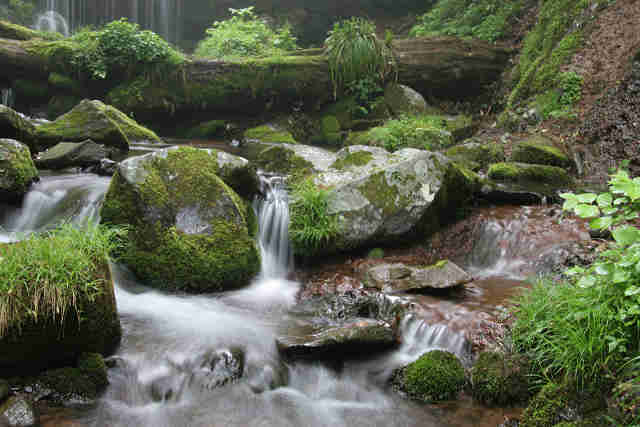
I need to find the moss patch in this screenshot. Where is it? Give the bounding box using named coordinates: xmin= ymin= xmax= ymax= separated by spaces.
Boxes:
xmin=397 ymin=350 xmax=465 ymax=402
xmin=0 ymin=20 xmax=62 ymax=41
xmin=254 ymin=145 xmax=314 ymax=176
xmin=0 ymin=139 xmax=38 ymax=203
xmin=244 ymin=125 xmax=297 ymax=144
xmin=330 ymin=150 xmax=373 ymax=170
xmin=520 ymin=382 xmax=569 ymax=427
xmin=184 ymin=120 xmax=226 ymax=139
xmin=470 ymin=352 xmax=530 ymax=406
xmin=488 ymin=162 xmax=572 ymax=185
xmin=445 ymin=141 xmax=505 ymax=171
xmin=38 ymin=353 xmax=108 ymax=399
xmin=511 ymin=136 xmax=572 ymax=168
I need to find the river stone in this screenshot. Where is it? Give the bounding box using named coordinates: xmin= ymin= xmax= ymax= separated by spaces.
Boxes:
xmin=100 ymin=146 xmax=260 ymax=292
xmin=488 ymin=162 xmax=572 ymax=186
xmin=277 ymin=319 xmax=397 ymax=361
xmin=313 ymin=146 xmax=473 ymax=252
xmin=252 ymin=143 xmax=335 ymax=175
xmin=384 ymin=83 xmax=431 ymax=116
xmin=361 ymin=261 xmax=472 ymax=293
xmin=0 ymin=139 xmax=38 ymax=204
xmin=192 ymin=348 xmax=244 ymax=392
xmin=510 ymin=136 xmax=573 ymax=168
xmin=0 ymin=105 xmax=36 ymax=144
xmin=34 ymin=140 xmax=114 ymax=170
xmin=0 ymin=396 xmax=37 ymax=427
xmin=33 ymin=99 xmax=163 ymax=152
xmin=445 ymin=141 xmax=505 ymax=172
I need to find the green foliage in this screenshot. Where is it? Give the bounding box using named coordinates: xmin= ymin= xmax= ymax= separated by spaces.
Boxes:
xmin=345 ymin=76 xmax=384 ymax=117
xmin=69 ymin=19 xmax=183 ymax=80
xmin=1 ymin=0 xmax=35 ymax=26
xmin=520 ymin=382 xmax=569 ymax=427
xmin=194 ymin=7 xmax=297 ymax=59
xmin=289 ymin=178 xmax=338 ymax=256
xmin=0 ymin=222 xmax=126 ymax=337
xmin=324 ymin=17 xmax=395 ymax=99
xmin=401 ymin=350 xmax=465 ymax=402
xmin=470 ymin=352 xmax=530 ymax=406
xmin=410 ymin=0 xmax=525 ymax=42
xmin=511 ymin=169 xmax=640 ymax=391
xmin=371 ymin=115 xmax=453 ymax=152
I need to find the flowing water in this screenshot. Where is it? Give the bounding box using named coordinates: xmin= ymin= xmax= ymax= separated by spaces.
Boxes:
xmin=1 ymin=88 xmax=14 ymax=108
xmin=1 ymin=168 xmax=592 ymax=426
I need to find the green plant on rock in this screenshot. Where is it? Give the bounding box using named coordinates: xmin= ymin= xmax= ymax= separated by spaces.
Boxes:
xmin=399 ymin=350 xmax=465 ymax=402
xmin=289 ymin=177 xmax=338 ymax=256
xmin=194 ymin=7 xmax=297 ymax=59
xmin=511 ymin=168 xmax=640 ymax=391
xmin=373 ymin=114 xmax=453 ymax=152
xmin=324 ymin=17 xmax=395 ymax=99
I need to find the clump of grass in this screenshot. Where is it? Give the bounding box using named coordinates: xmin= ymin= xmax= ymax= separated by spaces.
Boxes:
xmin=0 ymin=222 xmax=125 ymax=337
xmin=324 ymin=17 xmax=395 ymax=99
xmin=288 ymin=177 xmax=338 ymax=256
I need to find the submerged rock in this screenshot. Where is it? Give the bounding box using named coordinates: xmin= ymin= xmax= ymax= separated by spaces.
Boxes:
xmin=34 ymin=139 xmax=115 ymax=170
xmin=277 ymin=319 xmax=397 ymax=361
xmin=0 ymin=139 xmax=38 ymax=204
xmin=33 ymin=99 xmax=163 ymax=152
xmin=100 ymin=146 xmax=260 ymax=292
xmin=361 ymin=260 xmax=472 ymax=293
xmin=0 ymin=395 xmax=38 ymax=427
xmin=192 ymin=348 xmax=245 ymax=392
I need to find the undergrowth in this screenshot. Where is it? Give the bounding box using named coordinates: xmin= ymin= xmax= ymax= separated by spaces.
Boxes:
xmin=0 ymin=222 xmax=125 ymax=337
xmin=367 ymin=115 xmax=453 ymax=152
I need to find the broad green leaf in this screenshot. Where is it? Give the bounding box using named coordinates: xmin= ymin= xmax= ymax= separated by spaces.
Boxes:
xmin=614 ymin=197 xmax=629 ymax=206
xmin=590 ymin=216 xmax=613 ymax=230
xmin=596 ymin=193 xmax=613 ymax=207
xmin=576 ymin=193 xmax=597 ymax=203
xmin=577 ymin=275 xmax=596 ymax=288
xmin=601 ymin=206 xmax=619 ymax=216
xmin=575 ymin=204 xmax=600 ymax=218
xmin=625 ymin=287 xmax=640 ymax=296
xmin=595 ymin=263 xmax=614 ymax=276
xmin=612 ymin=225 xmax=640 ymax=246
xmin=613 ymin=269 xmax=631 ymax=284
xmin=561 ymin=193 xmax=579 ymax=211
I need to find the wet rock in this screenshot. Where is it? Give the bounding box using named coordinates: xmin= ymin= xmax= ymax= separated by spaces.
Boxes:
xmin=445 ymin=141 xmax=505 ymax=172
xmin=277 ymin=319 xmax=397 ymax=361
xmin=510 ymin=136 xmax=573 ymax=168
xmin=34 ymin=140 xmax=115 ymax=170
xmin=360 ymin=261 xmax=472 ymax=293
xmin=101 ymin=146 xmax=260 ymax=292
xmin=0 ymin=105 xmax=36 ymax=144
xmin=478 ymin=181 xmax=548 ymax=205
xmin=0 ymin=396 xmax=38 ymax=427
xmin=96 ymin=158 xmax=118 ymax=177
xmin=488 ymin=162 xmax=572 ymax=186
xmin=192 ymin=348 xmax=244 ymax=391
xmin=0 ymin=138 xmax=38 ymax=204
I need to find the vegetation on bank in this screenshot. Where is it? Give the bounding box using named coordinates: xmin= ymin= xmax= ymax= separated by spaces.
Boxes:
xmin=194 ymin=7 xmax=297 ymax=59
xmin=0 ymin=223 xmax=124 ymax=337
xmin=511 ymin=169 xmax=640 ymax=396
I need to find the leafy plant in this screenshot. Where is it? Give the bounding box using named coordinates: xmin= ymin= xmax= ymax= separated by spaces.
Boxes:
xmin=324 ymin=17 xmax=395 ymax=99
xmin=289 ymin=177 xmax=338 ymax=256
xmin=511 ymin=168 xmax=640 ymax=391
xmin=345 ymin=76 xmax=384 ymax=117
xmin=194 ymin=7 xmax=297 ymax=59
xmin=369 ymin=115 xmax=453 ymax=152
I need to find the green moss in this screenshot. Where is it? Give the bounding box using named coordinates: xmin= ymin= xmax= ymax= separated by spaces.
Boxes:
xmin=520 ymin=382 xmax=569 ymax=427
xmin=360 ymin=172 xmax=409 ymax=218
xmin=488 ymin=162 xmax=572 ymax=185
xmin=0 ymin=20 xmax=63 ymax=41
xmin=255 ymin=145 xmax=313 ymax=175
xmin=38 ymin=353 xmax=108 ymax=399
xmin=511 ymin=137 xmax=572 ymax=168
xmin=367 ymin=248 xmax=385 ymax=259
xmin=0 ymin=139 xmax=38 ymax=201
xmin=445 ymin=142 xmax=505 ymax=171
xmin=184 ymin=120 xmax=226 ymax=139
xmin=330 ymin=151 xmax=374 ymax=170
xmin=400 ymin=350 xmax=465 ymax=402
xmin=244 ymin=125 xmax=297 ymax=144
xmin=470 ymin=352 xmax=530 ymax=406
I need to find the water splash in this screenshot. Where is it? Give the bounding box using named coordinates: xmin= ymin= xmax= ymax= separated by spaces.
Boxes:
xmin=35 ymin=0 xmax=70 ymax=37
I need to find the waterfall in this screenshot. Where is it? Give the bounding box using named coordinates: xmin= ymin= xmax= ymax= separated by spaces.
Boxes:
xmin=1 ymin=88 xmax=14 ymax=108
xmin=34 ymin=0 xmax=70 ymax=36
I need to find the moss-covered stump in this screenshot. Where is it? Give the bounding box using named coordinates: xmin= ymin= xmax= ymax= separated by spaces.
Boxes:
xmin=394 ymin=350 xmax=465 ymax=402
xmin=34 ymin=140 xmax=114 ymax=170
xmin=488 ymin=162 xmax=572 ymax=186
xmin=0 ymin=139 xmax=38 ymax=204
xmin=100 ymin=146 xmax=260 ymax=292
xmin=33 ymin=99 xmax=162 ymax=152
xmin=184 ymin=119 xmax=226 ymax=139
xmin=445 ymin=141 xmax=505 ymax=171
xmin=470 ymin=352 xmax=530 ymax=406
xmin=520 ymin=382 xmax=570 ymax=427
xmin=0 ymin=230 xmax=121 ymax=376
xmin=38 ymin=353 xmax=109 ymax=401
xmin=510 ymin=136 xmax=573 ymax=168
xmin=244 ymin=124 xmax=297 ymax=144
xmin=0 ymin=105 xmax=36 ymax=144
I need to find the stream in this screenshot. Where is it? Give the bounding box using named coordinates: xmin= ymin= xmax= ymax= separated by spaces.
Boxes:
xmin=0 ymin=150 xmax=591 ymax=427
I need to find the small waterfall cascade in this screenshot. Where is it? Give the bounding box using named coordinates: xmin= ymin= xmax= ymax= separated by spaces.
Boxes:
xmin=34 ymin=0 xmax=70 ymax=36
xmin=0 ymin=88 xmax=14 ymax=108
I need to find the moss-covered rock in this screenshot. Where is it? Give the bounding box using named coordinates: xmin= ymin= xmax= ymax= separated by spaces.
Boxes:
xmin=395 ymin=350 xmax=465 ymax=402
xmin=384 ymin=83 xmax=430 ymax=116
xmin=34 ymin=140 xmax=113 ymax=170
xmin=520 ymin=382 xmax=570 ymax=427
xmin=511 ymin=136 xmax=572 ymax=168
xmin=445 ymin=141 xmax=505 ymax=171
xmin=470 ymin=352 xmax=530 ymax=406
xmin=488 ymin=162 xmax=572 ymax=185
xmin=100 ymin=146 xmax=260 ymax=292
xmin=0 ymin=20 xmax=62 ymax=41
xmin=38 ymin=353 xmax=108 ymax=400
xmin=0 ymin=139 xmax=38 ymax=204
xmin=330 ymin=150 xmax=373 ymax=170
xmin=253 ymin=143 xmax=322 ymax=177
xmin=184 ymin=119 xmax=226 ymax=139
xmin=0 ymin=105 xmax=36 ymax=143
xmin=244 ymin=124 xmax=297 ymax=144
xmin=34 ymin=99 xmax=163 ymax=152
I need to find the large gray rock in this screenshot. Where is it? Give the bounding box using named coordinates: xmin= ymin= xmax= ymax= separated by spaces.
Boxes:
xmin=34 ymin=140 xmax=114 ymax=170
xmin=384 ymin=83 xmax=431 ymax=116
xmin=100 ymin=146 xmax=260 ymax=292
xmin=360 ymin=261 xmax=472 ymax=293
xmin=0 ymin=396 xmax=38 ymax=427
xmin=0 ymin=139 xmax=38 ymax=204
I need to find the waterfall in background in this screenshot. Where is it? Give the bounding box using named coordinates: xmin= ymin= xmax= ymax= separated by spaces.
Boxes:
xmin=1 ymin=88 xmax=14 ymax=108
xmin=34 ymin=0 xmax=70 ymax=36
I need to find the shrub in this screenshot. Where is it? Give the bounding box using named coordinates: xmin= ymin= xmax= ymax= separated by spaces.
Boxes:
xmin=194 ymin=7 xmax=297 ymax=59
xmin=324 ymin=17 xmax=395 ymax=99
xmin=288 ymin=177 xmax=338 ymax=256
xmin=511 ymin=168 xmax=640 ymax=390
xmin=366 ymin=115 xmax=454 ymax=152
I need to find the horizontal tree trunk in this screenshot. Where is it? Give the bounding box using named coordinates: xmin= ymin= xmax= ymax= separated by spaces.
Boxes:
xmin=0 ymin=35 xmax=512 ymax=118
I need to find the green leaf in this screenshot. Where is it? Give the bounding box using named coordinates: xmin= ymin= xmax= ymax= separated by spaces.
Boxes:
xmin=596 ymin=193 xmax=613 ymax=207
xmin=612 ymin=225 xmax=640 ymax=246
xmin=560 ymin=193 xmax=579 ymax=211
xmin=625 ymin=286 xmax=640 ymax=296
xmin=577 ymin=193 xmax=597 ymax=203
xmin=575 ymin=204 xmax=600 ymax=218
xmin=594 ymin=263 xmax=614 ymax=276
xmin=577 ymin=275 xmax=596 ymax=288
xmin=590 ymin=216 xmax=613 ymax=230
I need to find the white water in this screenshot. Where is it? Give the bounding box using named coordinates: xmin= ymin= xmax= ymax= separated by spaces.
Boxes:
xmin=1 ymin=88 xmax=14 ymax=108
xmin=35 ymin=0 xmax=70 ymax=36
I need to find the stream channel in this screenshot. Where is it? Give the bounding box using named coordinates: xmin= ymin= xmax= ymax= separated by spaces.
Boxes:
xmin=0 ymin=141 xmax=592 ymax=427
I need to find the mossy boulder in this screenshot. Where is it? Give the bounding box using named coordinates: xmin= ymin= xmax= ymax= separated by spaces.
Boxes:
xmin=34 ymin=140 xmax=113 ymax=170
xmin=520 ymin=382 xmax=570 ymax=427
xmin=384 ymin=83 xmax=430 ymax=116
xmin=0 ymin=139 xmax=38 ymax=204
xmin=394 ymin=350 xmax=465 ymax=402
xmin=38 ymin=353 xmax=109 ymax=400
xmin=252 ymin=143 xmax=330 ymax=176
xmin=0 ymin=105 xmax=36 ymax=144
xmin=33 ymin=99 xmax=163 ymax=152
xmin=361 ymin=260 xmax=472 ymax=293
xmin=488 ymin=162 xmax=572 ymax=185
xmin=470 ymin=352 xmax=530 ymax=406
xmin=445 ymin=141 xmax=505 ymax=171
xmin=511 ymin=136 xmax=573 ymax=168
xmin=100 ymin=146 xmax=260 ymax=292
xmin=244 ymin=124 xmax=297 ymax=144
xmin=184 ymin=119 xmax=226 ymax=139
